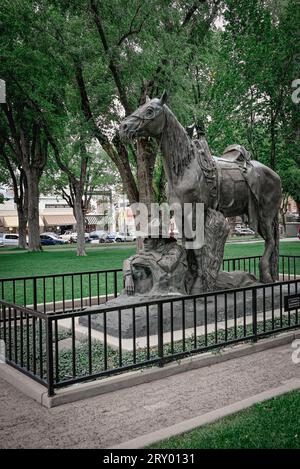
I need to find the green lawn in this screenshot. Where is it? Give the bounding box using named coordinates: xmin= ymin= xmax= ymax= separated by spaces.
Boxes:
xmin=0 ymin=244 xmax=135 ymax=278
xmin=0 ymin=241 xmax=299 ymax=306
xmin=150 ymin=391 xmax=300 ymax=449
xmin=0 ymin=241 xmax=299 ymax=279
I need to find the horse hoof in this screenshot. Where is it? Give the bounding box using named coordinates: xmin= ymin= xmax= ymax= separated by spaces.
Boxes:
xmin=260 ymin=276 xmax=273 ymax=284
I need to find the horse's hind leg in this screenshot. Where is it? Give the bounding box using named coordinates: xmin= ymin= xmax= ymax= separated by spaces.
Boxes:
xmin=258 ymin=218 xmax=275 ymax=283
xmin=270 ymin=215 xmax=279 ymax=281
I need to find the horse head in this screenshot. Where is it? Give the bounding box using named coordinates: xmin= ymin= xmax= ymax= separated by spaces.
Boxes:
xmin=119 ymin=91 xmax=168 ymax=140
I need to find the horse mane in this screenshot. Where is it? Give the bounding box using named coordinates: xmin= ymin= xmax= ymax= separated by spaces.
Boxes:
xmin=162 ymin=107 xmax=196 ymax=177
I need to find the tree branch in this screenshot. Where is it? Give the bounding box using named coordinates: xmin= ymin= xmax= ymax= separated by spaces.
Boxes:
xmin=117 ymin=3 xmax=149 ymax=46
xmin=89 ymin=0 xmax=132 ymax=115
xmin=1 ymin=143 xmax=19 ymax=200
xmin=181 ymin=0 xmax=207 ymax=28
xmin=61 ymin=187 xmax=73 ymax=208
xmin=2 ymin=103 xmax=23 ymax=162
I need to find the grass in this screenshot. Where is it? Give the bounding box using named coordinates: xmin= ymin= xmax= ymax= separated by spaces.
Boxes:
xmin=0 ymin=241 xmax=299 ymax=306
xmin=0 ymin=241 xmax=299 ymax=279
xmin=0 ymin=245 xmax=135 ymax=279
xmin=149 ymin=391 xmax=300 ymax=449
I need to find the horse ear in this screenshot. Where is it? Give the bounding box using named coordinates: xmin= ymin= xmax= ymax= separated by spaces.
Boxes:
xmin=160 ymin=90 xmax=168 ymax=105
xmin=145 ymin=95 xmax=151 ymax=103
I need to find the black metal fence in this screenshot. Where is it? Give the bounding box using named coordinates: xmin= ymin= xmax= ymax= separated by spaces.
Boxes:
xmin=0 ymin=254 xmax=299 ymax=396
xmin=0 ymin=269 xmax=123 ymax=313
xmin=1 ymin=255 xmax=299 ymax=314
xmin=223 ymin=254 xmax=300 ymax=280
xmin=1 ymin=276 xmax=300 ymax=397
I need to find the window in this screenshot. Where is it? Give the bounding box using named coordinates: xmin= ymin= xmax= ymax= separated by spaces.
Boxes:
xmin=45 ymin=204 xmax=70 ymax=209
xmin=6 ymin=235 xmax=18 ymax=239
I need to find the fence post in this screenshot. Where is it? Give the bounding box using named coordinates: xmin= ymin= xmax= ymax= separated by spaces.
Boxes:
xmin=114 ymin=271 xmax=118 ymax=298
xmin=33 ymin=277 xmax=37 ymax=311
xmin=46 ymin=316 xmax=55 ymax=397
xmin=252 ymin=288 xmax=258 ymax=343
xmin=157 ymin=302 xmax=164 ymax=367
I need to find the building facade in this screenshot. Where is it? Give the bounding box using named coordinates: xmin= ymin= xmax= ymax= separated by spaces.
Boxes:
xmin=0 ymin=187 xmax=135 ymax=235
xmin=0 ymin=188 xmax=76 ymax=234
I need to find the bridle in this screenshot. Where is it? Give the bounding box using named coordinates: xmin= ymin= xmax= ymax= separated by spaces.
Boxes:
xmin=128 ymin=106 xmax=166 ymax=137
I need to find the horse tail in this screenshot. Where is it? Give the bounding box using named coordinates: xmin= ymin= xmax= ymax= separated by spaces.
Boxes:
xmin=270 ymin=214 xmax=279 ymax=281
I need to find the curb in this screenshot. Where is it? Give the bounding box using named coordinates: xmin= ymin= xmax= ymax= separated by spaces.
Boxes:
xmin=0 ymin=329 xmax=300 ymax=408
xmin=111 ymin=378 xmax=300 ymax=449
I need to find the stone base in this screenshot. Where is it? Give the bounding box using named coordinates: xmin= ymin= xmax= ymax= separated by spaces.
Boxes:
xmin=215 ymin=270 xmax=258 ymax=290
xmin=79 ymin=276 xmax=294 ymax=340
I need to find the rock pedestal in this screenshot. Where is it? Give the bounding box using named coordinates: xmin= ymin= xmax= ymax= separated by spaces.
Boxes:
xmin=189 ymin=208 xmax=230 ymax=293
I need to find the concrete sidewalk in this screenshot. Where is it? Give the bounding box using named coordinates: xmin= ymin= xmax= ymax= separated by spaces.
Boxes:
xmin=0 ymin=342 xmax=299 ymax=449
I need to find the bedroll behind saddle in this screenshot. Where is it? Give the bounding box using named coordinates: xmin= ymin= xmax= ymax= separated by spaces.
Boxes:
xmin=221 ymin=144 xmax=251 ymax=164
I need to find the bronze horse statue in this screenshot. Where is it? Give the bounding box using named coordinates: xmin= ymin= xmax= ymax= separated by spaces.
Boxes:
xmin=119 ymin=92 xmax=282 ymax=285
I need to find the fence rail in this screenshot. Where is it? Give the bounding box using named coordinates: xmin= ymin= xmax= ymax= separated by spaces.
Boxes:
xmin=1 ymin=274 xmax=300 ymax=396
xmin=1 ymin=255 xmax=299 ymax=314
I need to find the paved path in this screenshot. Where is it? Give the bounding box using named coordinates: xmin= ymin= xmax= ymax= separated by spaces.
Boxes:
xmin=0 ymin=343 xmax=299 ymax=449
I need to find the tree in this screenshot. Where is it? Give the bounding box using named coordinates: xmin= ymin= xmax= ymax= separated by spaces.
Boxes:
xmin=41 ymin=137 xmax=120 ymax=255
xmin=0 ymin=143 xmax=28 ymax=248
xmin=203 ymin=0 xmax=300 ymax=174
xmin=0 ymin=0 xmax=61 ymax=251
xmin=0 ymin=101 xmax=47 ymax=251
xmin=35 ymin=0 xmax=222 ymax=209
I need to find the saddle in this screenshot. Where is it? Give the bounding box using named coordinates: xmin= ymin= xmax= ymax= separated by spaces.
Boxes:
xmin=217 ymin=144 xmax=260 ymax=231
xmin=217 ymin=145 xmax=259 ymax=201
xmin=219 ymin=144 xmax=251 ymax=165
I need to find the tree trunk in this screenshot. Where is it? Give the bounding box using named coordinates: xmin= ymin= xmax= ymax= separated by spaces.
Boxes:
xmin=270 ymin=116 xmax=276 ymax=171
xmin=73 ymin=186 xmax=86 ymax=257
xmin=109 ymin=136 xmax=139 ymax=205
xmin=17 ymin=170 xmax=28 ymax=249
xmin=282 ymin=212 xmax=286 ymax=235
xmin=17 ymin=206 xmax=27 ymax=249
xmin=25 ymin=168 xmax=42 ymax=252
xmin=136 ymin=138 xmax=157 ymax=207
xmin=136 ymin=138 xmax=157 ymax=251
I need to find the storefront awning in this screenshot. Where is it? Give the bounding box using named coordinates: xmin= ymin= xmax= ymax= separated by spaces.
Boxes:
xmin=85 ymin=214 xmax=105 ymax=225
xmin=43 ymin=214 xmax=76 ymax=226
xmin=1 ymin=216 xmax=44 ymax=228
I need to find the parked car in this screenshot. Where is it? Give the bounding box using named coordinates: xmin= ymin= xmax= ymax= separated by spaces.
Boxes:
xmin=67 ymin=232 xmax=91 ymax=243
xmin=105 ymin=233 xmax=116 ymax=243
xmin=89 ymin=230 xmax=108 ymax=243
xmin=60 ymin=230 xmax=74 ymax=243
xmin=40 ymin=234 xmax=67 ymax=245
xmin=114 ymin=232 xmax=136 ymax=242
xmin=0 ymin=233 xmax=19 ymax=247
xmin=234 ymin=227 xmax=255 ymax=236
xmin=114 ymin=232 xmax=125 ymax=242
xmin=41 ymin=232 xmax=62 ymax=239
